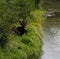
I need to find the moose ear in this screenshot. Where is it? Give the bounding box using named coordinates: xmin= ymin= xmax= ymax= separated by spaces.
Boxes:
xmin=19 ymin=18 xmax=24 ymax=23
xmin=19 ymin=19 xmax=26 ymax=26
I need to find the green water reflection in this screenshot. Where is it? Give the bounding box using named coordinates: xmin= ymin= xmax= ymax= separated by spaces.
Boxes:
xmin=42 ymin=12 xmax=60 ymax=28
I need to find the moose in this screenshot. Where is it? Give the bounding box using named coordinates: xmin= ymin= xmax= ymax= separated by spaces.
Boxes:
xmin=12 ymin=19 xmax=27 ymax=36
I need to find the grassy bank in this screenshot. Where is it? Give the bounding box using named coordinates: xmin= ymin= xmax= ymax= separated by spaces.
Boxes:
xmin=0 ymin=9 xmax=44 ymax=59
xmin=0 ymin=0 xmax=44 ymax=58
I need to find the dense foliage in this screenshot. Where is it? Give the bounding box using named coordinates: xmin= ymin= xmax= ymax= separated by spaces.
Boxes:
xmin=0 ymin=0 xmax=43 ymax=59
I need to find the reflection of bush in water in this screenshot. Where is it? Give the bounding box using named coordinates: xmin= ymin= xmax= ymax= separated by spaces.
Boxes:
xmin=44 ymin=0 xmax=60 ymax=11
xmin=43 ymin=12 xmax=60 ymax=28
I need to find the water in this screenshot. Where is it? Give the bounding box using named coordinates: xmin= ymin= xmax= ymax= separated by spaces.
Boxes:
xmin=42 ymin=27 xmax=60 ymax=59
xmin=42 ymin=14 xmax=60 ymax=59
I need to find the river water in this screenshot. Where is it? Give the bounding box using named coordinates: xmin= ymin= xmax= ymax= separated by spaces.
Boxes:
xmin=42 ymin=14 xmax=60 ymax=59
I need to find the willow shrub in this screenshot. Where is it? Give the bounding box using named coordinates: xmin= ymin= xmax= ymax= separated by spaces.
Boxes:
xmin=0 ymin=23 xmax=43 ymax=59
xmin=0 ymin=0 xmax=43 ymax=59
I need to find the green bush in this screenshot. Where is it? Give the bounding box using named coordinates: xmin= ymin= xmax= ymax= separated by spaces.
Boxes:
xmin=0 ymin=24 xmax=43 ymax=59
xmin=0 ymin=0 xmax=43 ymax=59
